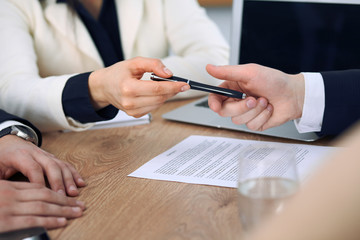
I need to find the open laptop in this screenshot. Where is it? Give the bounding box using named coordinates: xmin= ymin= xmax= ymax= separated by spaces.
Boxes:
xmin=163 ymin=0 xmax=360 ymax=141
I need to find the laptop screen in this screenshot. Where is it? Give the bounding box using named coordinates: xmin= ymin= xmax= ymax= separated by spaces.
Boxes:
xmin=230 ymin=0 xmax=360 ymax=73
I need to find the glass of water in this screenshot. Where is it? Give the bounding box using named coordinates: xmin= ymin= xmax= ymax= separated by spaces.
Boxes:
xmin=237 ymin=143 xmax=299 ymax=235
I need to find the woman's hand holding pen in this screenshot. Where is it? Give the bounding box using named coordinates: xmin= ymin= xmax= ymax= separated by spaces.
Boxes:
xmin=206 ymin=63 xmax=305 ymax=131
xmin=88 ymin=57 xmax=190 ymax=118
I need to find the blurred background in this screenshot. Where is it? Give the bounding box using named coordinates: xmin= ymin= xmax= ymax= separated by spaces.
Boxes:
xmin=199 ymin=0 xmax=233 ymax=43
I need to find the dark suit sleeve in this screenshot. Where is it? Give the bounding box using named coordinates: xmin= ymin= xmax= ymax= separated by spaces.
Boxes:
xmin=319 ymin=70 xmax=360 ymax=136
xmin=62 ymin=73 xmax=118 ymax=123
xmin=0 ymin=109 xmax=42 ymax=146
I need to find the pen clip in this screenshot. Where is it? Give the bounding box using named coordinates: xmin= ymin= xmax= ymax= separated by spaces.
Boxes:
xmin=150 ymin=73 xmax=189 ymax=83
xmin=150 ymin=73 xmax=168 ymax=81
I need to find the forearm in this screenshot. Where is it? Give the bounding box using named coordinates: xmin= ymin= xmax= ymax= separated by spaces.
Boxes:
xmin=63 ymin=73 xmax=118 ymax=123
xmin=320 ymin=70 xmax=360 ymax=135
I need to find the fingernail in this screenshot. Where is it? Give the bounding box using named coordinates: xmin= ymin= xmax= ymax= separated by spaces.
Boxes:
xmin=163 ymin=67 xmax=173 ymax=75
xmin=267 ymin=105 xmax=273 ymax=112
xmin=78 ymin=178 xmax=85 ymax=185
xmin=72 ymin=207 xmax=81 ymax=213
xmin=246 ymin=99 xmax=256 ymax=109
xmin=57 ymin=189 xmax=65 ymax=196
xmin=181 ymin=85 xmax=190 ymax=92
xmin=69 ymin=185 xmax=78 ymax=193
xmin=57 ymin=218 xmax=67 ymax=225
xmin=259 ymin=98 xmax=267 ymax=107
xmin=76 ymin=200 xmax=86 ymax=209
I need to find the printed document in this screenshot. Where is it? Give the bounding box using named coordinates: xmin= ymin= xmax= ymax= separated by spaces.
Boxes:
xmin=129 ymin=135 xmax=336 ymax=188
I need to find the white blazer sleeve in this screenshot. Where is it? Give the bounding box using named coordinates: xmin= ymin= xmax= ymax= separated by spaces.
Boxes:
xmin=159 ymin=0 xmax=230 ymax=99
xmin=0 ymin=1 xmax=94 ymax=132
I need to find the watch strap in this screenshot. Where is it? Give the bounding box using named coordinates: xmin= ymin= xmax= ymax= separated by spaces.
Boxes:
xmin=0 ymin=126 xmax=12 ymax=138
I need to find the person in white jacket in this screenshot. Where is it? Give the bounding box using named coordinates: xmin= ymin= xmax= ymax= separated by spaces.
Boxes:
xmin=0 ymin=0 xmax=229 ymax=132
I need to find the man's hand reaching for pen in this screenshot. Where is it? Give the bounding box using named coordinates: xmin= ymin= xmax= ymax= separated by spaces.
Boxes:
xmin=206 ymin=64 xmax=305 ymax=131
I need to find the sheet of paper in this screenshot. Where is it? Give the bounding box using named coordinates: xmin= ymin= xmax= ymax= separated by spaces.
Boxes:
xmin=129 ymin=135 xmax=336 ymax=188
xmin=90 ymin=111 xmax=151 ymax=130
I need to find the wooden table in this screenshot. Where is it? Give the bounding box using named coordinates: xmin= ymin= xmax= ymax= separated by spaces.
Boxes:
xmin=44 ymin=98 xmax=333 ymax=240
xmin=198 ymin=0 xmax=233 ymax=6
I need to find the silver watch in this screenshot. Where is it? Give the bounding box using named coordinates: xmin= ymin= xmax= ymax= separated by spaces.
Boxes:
xmin=0 ymin=125 xmax=39 ymax=145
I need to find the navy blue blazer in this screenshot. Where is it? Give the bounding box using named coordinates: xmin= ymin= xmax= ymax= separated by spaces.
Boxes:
xmin=319 ymin=70 xmax=360 ymax=136
xmin=0 ymin=110 xmax=42 ymax=146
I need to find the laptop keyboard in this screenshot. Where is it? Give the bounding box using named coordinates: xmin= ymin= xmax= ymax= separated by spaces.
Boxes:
xmin=195 ymin=100 xmax=209 ymax=108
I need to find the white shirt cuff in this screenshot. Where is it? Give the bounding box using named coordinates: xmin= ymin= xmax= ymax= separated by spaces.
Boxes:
xmin=0 ymin=120 xmax=29 ymax=131
xmin=294 ymin=72 xmax=325 ymax=133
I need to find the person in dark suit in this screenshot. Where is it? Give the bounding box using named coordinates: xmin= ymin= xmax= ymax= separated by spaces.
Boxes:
xmin=0 ymin=109 xmax=86 ymax=233
xmin=206 ymin=64 xmax=360 ymax=136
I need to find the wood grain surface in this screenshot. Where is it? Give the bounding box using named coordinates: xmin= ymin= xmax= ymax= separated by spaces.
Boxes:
xmin=42 ymin=98 xmax=333 ymax=240
xmin=198 ymin=0 xmax=233 ymax=6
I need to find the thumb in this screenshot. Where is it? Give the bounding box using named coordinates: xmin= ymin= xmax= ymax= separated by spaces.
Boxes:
xmin=206 ymin=64 xmax=253 ymax=83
